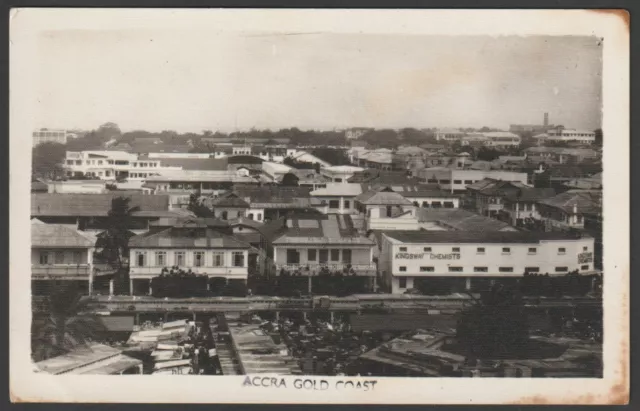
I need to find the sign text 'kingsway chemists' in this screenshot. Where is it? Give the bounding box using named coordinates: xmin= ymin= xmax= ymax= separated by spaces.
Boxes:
xmin=395 ymin=252 xmax=461 ymax=260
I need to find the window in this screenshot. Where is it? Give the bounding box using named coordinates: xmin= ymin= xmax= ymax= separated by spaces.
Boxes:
xmin=136 ymin=252 xmax=147 ymax=267
xmin=54 ymin=251 xmax=64 ymax=264
xmin=248 ymin=213 xmax=254 ymax=220
xmin=175 ymin=251 xmax=185 ymax=266
xmin=155 ymin=251 xmax=166 ymax=267
xmin=423 ymin=247 xmax=432 ymax=252
xmin=342 ymin=249 xmax=352 ymax=264
xmin=330 ymin=249 xmax=340 ymax=261
xmin=399 ymin=266 xmax=407 ymax=272
xmin=555 ymin=266 xmax=568 ymax=273
xmin=499 ymin=267 xmax=514 ymax=273
xmin=329 ymin=200 xmax=340 ymax=209
xmin=448 ymin=267 xmax=463 ymax=272
xmin=343 ymin=200 xmax=350 ymax=209
xmin=72 ymin=251 xmax=81 ymax=264
xmin=212 ymin=252 xmax=224 ymax=267
xmin=193 ymin=252 xmax=204 ymax=267
xmin=221 ymin=211 xmax=228 ymax=220
xmin=319 ymin=249 xmax=328 ymax=263
xmin=476 ymin=247 xmax=485 ymax=254
xmin=391 ymin=276 xmax=409 ymax=292
xmin=558 ymin=247 xmax=566 ymax=255
xmin=422 ymin=202 xmax=429 ymax=208
xmin=233 ymin=252 xmax=245 ymax=267
xmin=453 ymin=180 xmax=462 ymax=184
xmin=420 ymin=266 xmax=434 ymax=272
xmin=583 ymin=246 xmax=588 ymax=251
xmin=581 ymin=265 xmax=590 ymax=270
xmin=427 ymin=179 xmax=438 ymax=183
xmin=474 ymin=267 xmax=488 ymax=272
xmin=432 ymin=202 xmax=442 ymax=208
xmin=439 ymin=179 xmax=451 ymax=184
xmin=464 ymin=180 xmax=473 ymax=184
xmin=307 ymin=249 xmax=317 ymax=261
xmin=452 ymin=247 xmax=460 ymax=253
xmin=257 ymin=213 xmax=262 ymax=221
xmin=502 ymin=247 xmax=511 ymax=254
xmin=525 ymin=267 xmax=540 ymax=273
xmin=444 ymin=201 xmax=455 ymax=208
xmin=334 ymin=178 xmax=342 ymax=183
xmin=66 ymin=160 xmax=73 ymax=165
xmin=286 ymin=249 xmax=300 ymax=264
xmin=399 ymin=247 xmax=407 ymax=252
xmin=528 ymin=247 xmax=537 ymax=254
xmin=39 ymin=252 xmax=50 ymax=265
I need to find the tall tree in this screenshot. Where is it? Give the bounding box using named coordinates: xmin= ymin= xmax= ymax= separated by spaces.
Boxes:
xmin=456 ymin=283 xmax=529 ymax=360
xmin=594 ymin=128 xmax=603 ymax=146
xmin=95 ymin=197 xmax=140 ymax=270
xmin=31 ymin=282 xmax=107 ymax=362
xmin=187 ymin=190 xmax=214 ymax=217
xmin=32 ymin=142 xmax=66 ymax=180
xmin=281 ymin=173 xmax=300 ymax=186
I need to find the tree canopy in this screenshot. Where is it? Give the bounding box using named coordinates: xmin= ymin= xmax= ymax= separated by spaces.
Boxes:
xmin=32 ymin=142 xmax=66 ymax=180
xmin=310 ymin=147 xmax=352 ymax=166
xmin=456 ymin=283 xmax=529 ymax=360
xmin=281 ymin=172 xmax=300 ymax=186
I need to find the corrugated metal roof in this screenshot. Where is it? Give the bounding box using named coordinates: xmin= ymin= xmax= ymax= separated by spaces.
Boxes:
xmin=416 ymin=208 xmax=512 ymax=232
xmin=384 ymin=230 xmax=589 ymax=244
xmin=31 ymin=193 xmax=170 ymax=217
xmin=129 ymin=227 xmax=250 ymax=249
xmin=31 ymin=220 xmax=95 ymax=248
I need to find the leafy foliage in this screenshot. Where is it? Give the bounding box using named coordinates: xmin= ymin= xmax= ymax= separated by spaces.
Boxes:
xmin=95 ymin=197 xmax=140 ymax=270
xmin=456 ymin=283 xmax=529 ymax=360
xmin=32 ymin=142 xmax=67 ymax=180
xmin=187 ymin=191 xmax=214 ymax=217
xmin=281 ymin=173 xmax=300 ymax=186
xmin=310 ymin=148 xmax=352 ymax=166
xmin=31 ymin=282 xmax=108 ymax=362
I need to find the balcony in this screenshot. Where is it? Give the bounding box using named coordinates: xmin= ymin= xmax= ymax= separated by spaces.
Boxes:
xmin=275 ymin=263 xmax=377 ymax=276
xmin=32 ymin=264 xmax=91 ymax=279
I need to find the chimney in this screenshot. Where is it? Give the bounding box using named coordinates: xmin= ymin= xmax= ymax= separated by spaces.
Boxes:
xmin=543 ymin=112 xmax=549 ymax=127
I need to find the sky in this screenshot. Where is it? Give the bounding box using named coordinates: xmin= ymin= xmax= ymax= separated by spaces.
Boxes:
xmin=33 ymin=31 xmax=603 ymax=133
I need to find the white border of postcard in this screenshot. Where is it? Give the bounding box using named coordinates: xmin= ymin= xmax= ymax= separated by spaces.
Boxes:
xmin=10 ymin=8 xmax=629 ymax=404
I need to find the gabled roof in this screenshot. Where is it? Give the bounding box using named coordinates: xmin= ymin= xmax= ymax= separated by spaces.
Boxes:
xmin=538 ymin=190 xmax=602 ymax=215
xmin=228 ymin=216 xmax=264 ymax=230
xmin=31 ymin=220 xmax=96 ymax=248
xmin=31 ymin=193 xmax=171 ymax=217
xmin=361 ymin=183 xmax=455 ymax=199
xmin=210 ymin=192 xmax=250 ymax=208
xmin=129 ymin=227 xmax=250 ymax=249
xmin=150 ymin=217 xmax=229 ymax=229
xmin=355 ymin=187 xmax=413 ymax=206
xmin=261 ymin=214 xmax=374 ymax=246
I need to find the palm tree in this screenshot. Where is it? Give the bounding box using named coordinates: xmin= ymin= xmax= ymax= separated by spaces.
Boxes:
xmin=31 ymin=282 xmax=107 ymax=362
xmin=96 ymin=196 xmax=140 ymax=269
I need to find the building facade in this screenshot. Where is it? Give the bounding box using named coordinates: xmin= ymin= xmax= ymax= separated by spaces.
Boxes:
xmin=378 ymin=231 xmax=596 ymax=294
xmin=33 ymin=129 xmax=74 ymax=146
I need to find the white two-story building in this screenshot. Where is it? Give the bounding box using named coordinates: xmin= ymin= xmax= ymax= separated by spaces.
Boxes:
xmin=128 ymin=218 xmax=250 ymax=295
xmin=378 ymin=230 xmax=596 ymax=294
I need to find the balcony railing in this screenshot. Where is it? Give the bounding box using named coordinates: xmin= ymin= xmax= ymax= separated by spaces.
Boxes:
xmin=275 ymin=263 xmax=377 ymax=276
xmin=32 ymin=265 xmax=91 ymax=278
xmin=129 ymin=266 xmax=248 ymax=278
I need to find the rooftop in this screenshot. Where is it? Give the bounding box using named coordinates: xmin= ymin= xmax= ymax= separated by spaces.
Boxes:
xmin=145 ymin=170 xmax=258 ymax=183
xmin=129 ymin=227 xmax=250 ymax=249
xmin=35 ymin=344 xmax=140 ymax=375
xmin=538 ymin=190 xmax=602 ymax=215
xmin=416 ymin=208 xmax=514 ymax=232
xmin=31 ymin=219 xmax=96 ymax=248
xmin=262 ymin=214 xmax=375 ymax=246
xmin=310 ymin=183 xmax=363 ymax=197
xmin=355 ymin=187 xmax=413 ymax=206
xmin=384 ymin=229 xmax=590 ymax=244
xmin=31 ymin=193 xmax=172 ymax=217
xmin=228 ymin=321 xmax=302 ymax=375
xmin=362 ymin=183 xmax=455 ymax=199
xmin=210 ymin=193 xmax=251 ymax=208
xmin=157 ymin=157 xmax=228 ymax=171
xmin=228 ymin=216 xmax=265 ymax=230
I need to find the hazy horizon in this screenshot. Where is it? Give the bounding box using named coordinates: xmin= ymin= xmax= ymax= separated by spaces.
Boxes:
xmin=33 ymin=32 xmax=603 ymax=134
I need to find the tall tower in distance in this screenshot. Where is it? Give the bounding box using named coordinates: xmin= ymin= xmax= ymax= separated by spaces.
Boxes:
xmin=543 ymin=112 xmax=549 ymax=127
